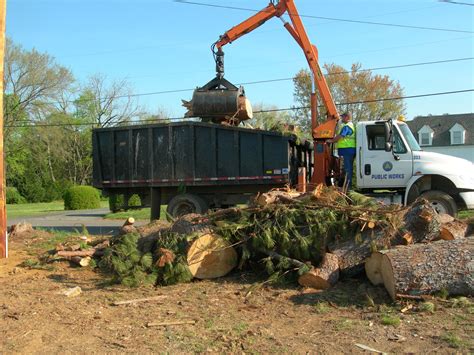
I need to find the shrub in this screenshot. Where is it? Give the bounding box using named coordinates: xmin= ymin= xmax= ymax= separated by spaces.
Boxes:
xmin=6 ymin=186 xmax=26 ymax=204
xmin=63 ymin=186 xmax=101 ymax=210
xmin=109 ymin=193 xmax=142 ymax=212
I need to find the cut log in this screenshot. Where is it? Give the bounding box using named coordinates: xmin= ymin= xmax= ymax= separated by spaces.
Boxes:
xmin=402 ymin=198 xmax=442 ymax=242
xmin=379 ymin=238 xmax=474 ymax=300
xmin=298 ymin=253 xmax=339 ymax=289
xmin=123 ymin=217 xmax=135 ymax=227
xmin=329 ymin=199 xmax=443 ymax=276
xmin=186 ymin=233 xmax=238 ymax=279
xmin=253 ymin=190 xmax=302 ymax=207
xmin=56 ymin=248 xmax=104 ymax=258
xmin=237 ymin=95 xmax=253 ymax=121
xmin=439 ymin=220 xmax=468 ymax=240
xmin=70 ymin=256 xmax=92 ymax=267
xmin=438 ymin=213 xmax=455 ymax=224
xmin=170 ymin=213 xmax=212 ymax=235
xmin=365 ymin=250 xmax=390 ymax=286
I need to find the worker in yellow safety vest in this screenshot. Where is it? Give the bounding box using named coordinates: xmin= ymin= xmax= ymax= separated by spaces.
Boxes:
xmin=328 ymin=112 xmax=356 ymax=189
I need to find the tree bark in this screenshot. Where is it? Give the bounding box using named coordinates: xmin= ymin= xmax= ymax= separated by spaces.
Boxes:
xmin=298 ymin=253 xmax=339 ymax=289
xmin=57 ymin=249 xmax=103 ymax=258
xmin=379 ymin=238 xmax=474 ymax=300
xmin=329 ymin=199 xmax=442 ymax=276
xmin=439 ymin=220 xmax=468 ymax=240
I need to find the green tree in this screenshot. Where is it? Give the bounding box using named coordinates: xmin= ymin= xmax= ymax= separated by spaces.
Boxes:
xmin=293 ymin=63 xmax=405 ymax=131
xmin=3 ymin=38 xmax=75 ymax=136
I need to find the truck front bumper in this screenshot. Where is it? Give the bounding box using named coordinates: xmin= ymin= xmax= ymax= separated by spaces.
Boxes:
xmin=459 ymin=191 xmax=474 ymax=210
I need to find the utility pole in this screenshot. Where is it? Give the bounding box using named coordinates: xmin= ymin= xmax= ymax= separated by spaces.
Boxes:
xmin=0 ymin=0 xmax=7 ymax=258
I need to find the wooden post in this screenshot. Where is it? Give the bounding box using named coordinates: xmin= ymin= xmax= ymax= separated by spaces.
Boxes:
xmin=0 ymin=0 xmax=7 ymax=258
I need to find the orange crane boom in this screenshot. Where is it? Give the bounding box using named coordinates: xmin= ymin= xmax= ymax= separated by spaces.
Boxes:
xmin=212 ymin=0 xmax=340 ymax=185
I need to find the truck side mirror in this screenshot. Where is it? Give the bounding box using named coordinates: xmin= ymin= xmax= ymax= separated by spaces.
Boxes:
xmin=385 ymin=142 xmax=392 ymax=152
xmin=384 ymin=121 xmax=391 ymax=143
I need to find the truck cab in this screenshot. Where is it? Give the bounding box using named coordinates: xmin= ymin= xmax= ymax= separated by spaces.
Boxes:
xmin=355 ymin=119 xmax=474 ymax=215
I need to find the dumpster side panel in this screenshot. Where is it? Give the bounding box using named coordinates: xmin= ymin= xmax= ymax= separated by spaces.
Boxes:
xmin=263 ymin=135 xmax=288 ymax=174
xmin=114 ymin=130 xmax=130 ymax=181
xmin=132 ymin=128 xmax=150 ymax=181
xmin=217 ymin=129 xmax=239 ymax=177
xmin=195 ymin=126 xmax=216 ymax=178
xmin=239 ymin=131 xmax=262 ymax=177
xmin=152 ymin=126 xmax=171 ymax=180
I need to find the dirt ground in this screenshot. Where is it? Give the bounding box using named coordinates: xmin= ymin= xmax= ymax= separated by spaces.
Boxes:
xmin=1 ymin=229 xmax=473 ymax=354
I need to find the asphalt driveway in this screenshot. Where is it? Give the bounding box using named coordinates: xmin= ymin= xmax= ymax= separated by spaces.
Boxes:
xmin=7 ymin=208 xmax=147 ymax=235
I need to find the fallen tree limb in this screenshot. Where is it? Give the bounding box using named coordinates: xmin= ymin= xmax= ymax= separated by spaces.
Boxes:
xmin=112 ymin=295 xmax=168 ymax=306
xmin=146 ymin=320 xmax=196 ymax=327
xmin=56 ymin=249 xmax=104 ymax=258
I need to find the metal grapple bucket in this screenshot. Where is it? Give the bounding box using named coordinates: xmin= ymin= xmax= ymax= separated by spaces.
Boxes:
xmin=182 ymin=77 xmax=253 ymax=125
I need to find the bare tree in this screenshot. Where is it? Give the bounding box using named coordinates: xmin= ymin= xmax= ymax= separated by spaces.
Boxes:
xmin=78 ymin=74 xmax=140 ymax=127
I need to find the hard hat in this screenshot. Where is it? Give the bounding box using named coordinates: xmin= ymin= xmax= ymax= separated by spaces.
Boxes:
xmin=398 ymin=115 xmax=406 ymax=122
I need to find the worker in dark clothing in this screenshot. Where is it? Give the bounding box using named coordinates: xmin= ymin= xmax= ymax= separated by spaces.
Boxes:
xmin=328 ymin=112 xmax=356 ymax=190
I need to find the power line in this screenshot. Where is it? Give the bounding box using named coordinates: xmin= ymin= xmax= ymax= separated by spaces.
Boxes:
xmin=18 ymin=57 xmax=474 ymax=106
xmin=173 ymin=0 xmax=474 ymax=34
xmin=6 ymin=88 xmax=473 ymax=128
xmin=439 ymin=0 xmax=474 ymax=6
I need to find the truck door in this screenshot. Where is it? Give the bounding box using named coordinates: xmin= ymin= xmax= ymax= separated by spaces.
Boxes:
xmin=357 ymin=123 xmax=413 ymax=188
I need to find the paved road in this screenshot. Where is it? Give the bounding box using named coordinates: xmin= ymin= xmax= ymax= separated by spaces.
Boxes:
xmin=8 ymin=208 xmax=147 ymax=236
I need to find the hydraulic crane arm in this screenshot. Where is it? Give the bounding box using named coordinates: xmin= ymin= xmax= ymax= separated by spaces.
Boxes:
xmin=212 ymin=0 xmax=340 ymax=139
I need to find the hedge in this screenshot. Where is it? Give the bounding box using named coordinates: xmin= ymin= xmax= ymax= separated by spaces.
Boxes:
xmin=6 ymin=187 xmax=26 ymax=204
xmin=63 ymin=186 xmax=101 ymax=210
xmin=109 ymin=194 xmax=142 ymax=212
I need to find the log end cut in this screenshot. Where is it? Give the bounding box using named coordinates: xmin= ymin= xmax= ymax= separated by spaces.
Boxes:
xmin=187 ymin=233 xmax=238 ymax=279
xmin=365 ymin=252 xmax=385 ymax=286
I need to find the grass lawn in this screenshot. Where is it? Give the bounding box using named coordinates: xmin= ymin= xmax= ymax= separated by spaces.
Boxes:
xmin=458 ymin=209 xmax=474 ymax=220
xmin=7 ymin=200 xmax=109 ymax=219
xmin=104 ymin=205 xmax=168 ymax=221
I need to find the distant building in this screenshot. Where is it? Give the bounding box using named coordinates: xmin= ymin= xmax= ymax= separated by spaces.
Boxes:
xmin=407 ymin=113 xmax=474 ymax=163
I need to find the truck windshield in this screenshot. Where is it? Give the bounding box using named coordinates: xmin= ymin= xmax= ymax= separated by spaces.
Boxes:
xmin=398 ymin=123 xmax=421 ymax=151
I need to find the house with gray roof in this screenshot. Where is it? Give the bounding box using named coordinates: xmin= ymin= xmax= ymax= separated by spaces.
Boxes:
xmin=407 ymin=113 xmax=474 ymax=163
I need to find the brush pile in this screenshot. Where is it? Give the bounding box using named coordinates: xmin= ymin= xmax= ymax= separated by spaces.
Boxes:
xmin=57 ymin=187 xmax=473 ymax=298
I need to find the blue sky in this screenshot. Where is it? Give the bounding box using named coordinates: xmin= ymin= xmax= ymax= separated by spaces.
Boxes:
xmin=6 ymin=0 xmax=474 ymax=120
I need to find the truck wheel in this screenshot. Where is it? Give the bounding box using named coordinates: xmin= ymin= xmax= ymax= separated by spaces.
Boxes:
xmin=420 ymin=190 xmax=457 ymax=216
xmin=166 ymin=194 xmax=208 ymax=219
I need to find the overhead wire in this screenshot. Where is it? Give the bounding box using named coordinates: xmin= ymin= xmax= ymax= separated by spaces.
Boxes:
xmin=439 ymin=0 xmax=474 ymax=6
xmin=14 ymin=57 xmax=474 ymax=106
xmin=6 ymin=88 xmax=474 ymax=128
xmin=173 ymin=0 xmax=474 ymax=34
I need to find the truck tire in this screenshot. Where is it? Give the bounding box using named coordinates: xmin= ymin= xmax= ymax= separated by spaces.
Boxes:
xmin=420 ymin=190 xmax=457 ymax=216
xmin=166 ymin=194 xmax=208 ymax=219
